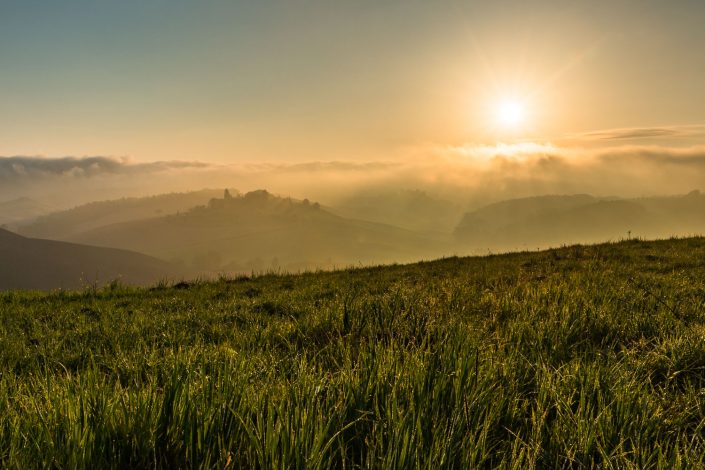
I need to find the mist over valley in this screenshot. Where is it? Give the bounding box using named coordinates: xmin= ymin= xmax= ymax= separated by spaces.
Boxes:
xmin=3 ymin=185 xmax=705 ymax=288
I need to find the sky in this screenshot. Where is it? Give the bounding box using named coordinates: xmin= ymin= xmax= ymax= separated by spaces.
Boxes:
xmin=2 ymin=0 xmax=705 ymax=165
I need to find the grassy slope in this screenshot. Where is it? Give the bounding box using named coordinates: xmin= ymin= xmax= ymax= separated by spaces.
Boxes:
xmin=2 ymin=237 xmax=705 ymax=467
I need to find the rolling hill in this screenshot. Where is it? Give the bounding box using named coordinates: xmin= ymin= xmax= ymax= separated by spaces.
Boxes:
xmin=329 ymin=189 xmax=463 ymax=233
xmin=0 ymin=197 xmax=56 ymax=228
xmin=19 ymin=189 xmax=225 ymax=240
xmin=0 ymin=228 xmax=177 ymax=290
xmin=455 ymin=191 xmax=705 ymax=252
xmin=64 ymin=190 xmax=452 ymax=272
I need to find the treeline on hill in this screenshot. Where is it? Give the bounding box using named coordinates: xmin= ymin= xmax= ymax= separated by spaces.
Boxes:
xmin=1 ymin=237 xmax=705 ymax=467
xmin=28 ymin=189 xmax=451 ymax=273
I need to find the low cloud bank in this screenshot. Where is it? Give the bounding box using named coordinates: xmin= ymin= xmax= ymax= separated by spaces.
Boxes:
xmin=571 ymin=125 xmax=705 ymax=141
xmin=3 ymin=142 xmax=705 ymax=209
xmin=0 ymin=155 xmax=208 ymax=182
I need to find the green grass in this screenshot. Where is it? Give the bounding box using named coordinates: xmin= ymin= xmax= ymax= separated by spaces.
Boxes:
xmin=2 ymin=237 xmax=705 ymax=468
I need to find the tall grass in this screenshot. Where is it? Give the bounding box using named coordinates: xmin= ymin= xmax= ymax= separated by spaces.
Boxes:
xmin=1 ymin=237 xmax=705 ymax=467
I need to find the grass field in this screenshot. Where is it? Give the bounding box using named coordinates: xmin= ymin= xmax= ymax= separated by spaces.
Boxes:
xmin=2 ymin=237 xmax=705 ymax=468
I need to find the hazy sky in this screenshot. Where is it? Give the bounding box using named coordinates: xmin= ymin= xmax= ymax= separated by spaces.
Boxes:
xmin=2 ymin=0 xmax=705 ymax=163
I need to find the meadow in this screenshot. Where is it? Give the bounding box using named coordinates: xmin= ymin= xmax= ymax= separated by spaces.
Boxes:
xmin=2 ymin=237 xmax=705 ymax=468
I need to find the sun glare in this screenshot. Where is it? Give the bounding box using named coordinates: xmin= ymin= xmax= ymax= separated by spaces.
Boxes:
xmin=495 ymin=99 xmax=526 ymax=128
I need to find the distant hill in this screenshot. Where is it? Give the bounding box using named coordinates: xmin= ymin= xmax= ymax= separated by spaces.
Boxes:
xmin=455 ymin=191 xmax=705 ymax=251
xmin=0 ymin=229 xmax=177 ymax=290
xmin=19 ymin=189 xmax=226 ymax=240
xmin=0 ymin=197 xmax=56 ymax=228
xmin=65 ymin=190 xmax=452 ymax=272
xmin=330 ymin=189 xmax=463 ymax=233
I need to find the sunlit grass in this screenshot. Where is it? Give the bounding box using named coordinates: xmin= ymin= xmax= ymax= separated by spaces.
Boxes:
xmin=1 ymin=237 xmax=705 ymax=467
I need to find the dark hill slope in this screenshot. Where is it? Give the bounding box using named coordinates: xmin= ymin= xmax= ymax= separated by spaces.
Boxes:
xmin=0 ymin=229 xmax=176 ymax=290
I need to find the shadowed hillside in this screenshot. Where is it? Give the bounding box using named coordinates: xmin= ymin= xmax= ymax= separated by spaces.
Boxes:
xmin=0 ymin=229 xmax=177 ymax=290
xmin=65 ymin=190 xmax=452 ymax=272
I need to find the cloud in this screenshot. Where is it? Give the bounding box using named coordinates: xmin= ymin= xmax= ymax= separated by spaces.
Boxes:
xmin=571 ymin=125 xmax=705 ymax=141
xmin=0 ymin=155 xmax=210 ymax=182
xmin=4 ymin=143 xmax=705 ymax=210
xmin=407 ymin=142 xmax=705 ymax=205
xmin=209 ymin=142 xmax=705 ymax=206
xmin=237 ymin=160 xmax=395 ymax=174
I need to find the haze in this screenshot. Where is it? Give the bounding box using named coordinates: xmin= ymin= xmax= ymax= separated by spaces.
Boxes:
xmin=2 ymin=0 xmax=705 ymax=285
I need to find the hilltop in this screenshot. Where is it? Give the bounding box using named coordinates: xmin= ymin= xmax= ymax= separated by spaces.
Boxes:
xmin=1 ymin=237 xmax=705 ymax=467
xmin=61 ymin=189 xmax=452 ymax=272
xmin=19 ymin=189 xmax=225 ymax=240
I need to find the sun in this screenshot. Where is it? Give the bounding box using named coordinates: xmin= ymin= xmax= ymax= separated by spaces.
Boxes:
xmin=495 ymin=99 xmax=526 ymax=128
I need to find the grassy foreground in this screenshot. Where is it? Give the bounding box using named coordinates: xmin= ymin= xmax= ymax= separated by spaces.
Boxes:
xmin=2 ymin=238 xmax=705 ymax=468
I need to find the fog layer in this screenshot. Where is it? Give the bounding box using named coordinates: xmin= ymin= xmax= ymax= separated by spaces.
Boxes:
xmin=3 ymin=142 xmax=705 ymax=212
